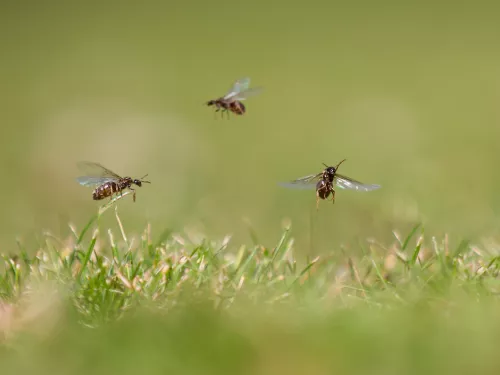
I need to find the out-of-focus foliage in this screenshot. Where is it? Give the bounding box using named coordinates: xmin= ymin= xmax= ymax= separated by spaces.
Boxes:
xmin=2 ymin=218 xmax=500 ymax=374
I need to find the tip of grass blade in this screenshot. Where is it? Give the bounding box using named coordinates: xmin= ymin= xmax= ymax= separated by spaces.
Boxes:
xmin=242 ymin=217 xmax=259 ymax=245
xmin=399 ymin=223 xmax=422 ymax=252
xmin=76 ymin=214 xmax=98 ymax=245
xmin=281 ymin=217 xmax=292 ymax=231
xmin=114 ymin=206 xmax=128 ymax=245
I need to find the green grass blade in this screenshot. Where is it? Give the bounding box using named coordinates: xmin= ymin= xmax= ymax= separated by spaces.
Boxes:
xmin=77 ymin=214 xmax=98 ymax=245
xmin=401 ymin=223 xmax=421 ymax=251
xmin=78 ymin=234 xmax=98 ymax=282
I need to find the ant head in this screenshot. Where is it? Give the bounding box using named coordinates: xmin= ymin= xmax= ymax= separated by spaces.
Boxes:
xmin=323 ymin=159 xmax=347 ymax=175
xmin=133 ymin=174 xmax=151 ymax=187
xmin=206 ymin=100 xmax=215 ymax=106
xmin=322 ymin=164 xmax=336 ymax=178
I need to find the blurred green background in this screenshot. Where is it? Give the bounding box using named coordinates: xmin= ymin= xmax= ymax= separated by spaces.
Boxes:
xmin=2 ymin=0 xmax=500 ymax=252
xmin=4 ymin=298 xmax=500 ymax=375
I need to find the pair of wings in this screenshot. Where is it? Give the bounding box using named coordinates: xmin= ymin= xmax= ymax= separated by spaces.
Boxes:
xmin=76 ymin=161 xmax=123 ymax=187
xmin=223 ymin=77 xmax=263 ymax=101
xmin=279 ymin=172 xmax=381 ymax=192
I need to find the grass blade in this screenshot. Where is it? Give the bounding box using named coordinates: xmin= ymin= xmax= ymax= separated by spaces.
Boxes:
xmin=401 ymin=223 xmax=421 ymax=251
xmin=77 ymin=214 xmax=98 ymax=245
xmin=78 ymin=231 xmax=98 ymax=282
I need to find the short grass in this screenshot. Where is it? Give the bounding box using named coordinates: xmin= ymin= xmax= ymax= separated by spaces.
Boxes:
xmin=2 ymin=205 xmax=500 ymax=374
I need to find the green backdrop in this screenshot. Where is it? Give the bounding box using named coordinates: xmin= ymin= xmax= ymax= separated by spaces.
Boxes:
xmin=2 ymin=0 xmax=500 ymax=252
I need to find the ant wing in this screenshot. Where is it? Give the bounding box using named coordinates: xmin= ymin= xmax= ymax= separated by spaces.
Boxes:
xmin=231 ymin=86 xmax=264 ymax=101
xmin=223 ymin=77 xmax=251 ymax=100
xmin=334 ymin=174 xmax=381 ymax=192
xmin=76 ymin=176 xmax=116 ymax=187
xmin=278 ymin=172 xmax=323 ymax=190
xmin=76 ymin=161 xmax=122 ymax=179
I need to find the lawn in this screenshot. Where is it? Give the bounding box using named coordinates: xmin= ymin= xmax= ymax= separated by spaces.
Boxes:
xmin=2 ymin=207 xmax=500 ymax=374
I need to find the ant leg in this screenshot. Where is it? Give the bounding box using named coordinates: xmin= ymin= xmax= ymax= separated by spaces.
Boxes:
xmin=213 ymin=105 xmax=222 ymax=119
xmin=129 ymin=188 xmax=136 ymax=202
xmin=331 ymin=189 xmax=336 ymax=204
xmin=316 ymin=191 xmax=320 ymax=211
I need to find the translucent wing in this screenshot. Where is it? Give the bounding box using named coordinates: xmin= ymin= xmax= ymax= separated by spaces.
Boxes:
xmin=223 ymin=77 xmax=251 ymax=100
xmin=334 ymin=174 xmax=381 ymax=191
xmin=231 ymin=86 xmax=264 ymax=101
xmin=76 ymin=161 xmax=122 ymax=187
xmin=76 ymin=161 xmax=122 ymax=179
xmin=76 ymin=176 xmax=117 ymax=187
xmin=278 ymin=173 xmax=323 ymax=190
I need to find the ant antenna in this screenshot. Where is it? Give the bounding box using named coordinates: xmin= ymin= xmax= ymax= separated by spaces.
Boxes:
xmin=335 ymin=159 xmax=347 ymax=170
xmin=139 ymin=174 xmax=151 ymax=183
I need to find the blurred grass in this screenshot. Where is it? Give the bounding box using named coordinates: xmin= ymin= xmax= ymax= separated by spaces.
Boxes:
xmin=3 ymin=215 xmax=500 ymax=374
xmin=5 ymin=300 xmax=500 ymax=375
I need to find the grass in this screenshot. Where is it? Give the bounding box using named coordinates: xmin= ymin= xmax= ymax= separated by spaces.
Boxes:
xmin=1 ymin=204 xmax=312 ymax=327
xmin=3 ymin=207 xmax=500 ymax=374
